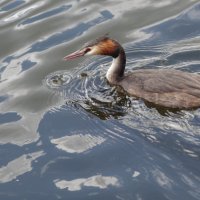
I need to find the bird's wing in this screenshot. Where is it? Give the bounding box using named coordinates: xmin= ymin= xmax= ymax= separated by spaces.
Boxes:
xmin=129 ymin=69 xmax=200 ymax=97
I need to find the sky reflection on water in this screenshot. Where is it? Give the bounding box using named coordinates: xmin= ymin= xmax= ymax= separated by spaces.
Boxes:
xmin=0 ymin=0 xmax=200 ymax=200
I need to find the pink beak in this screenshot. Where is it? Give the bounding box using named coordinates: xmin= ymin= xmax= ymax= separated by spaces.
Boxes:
xmin=63 ymin=49 xmax=85 ymax=60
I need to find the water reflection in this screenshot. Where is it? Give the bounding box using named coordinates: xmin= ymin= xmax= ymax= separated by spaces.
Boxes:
xmin=0 ymin=112 xmax=21 ymax=124
xmin=19 ymin=4 xmax=72 ymax=27
xmin=132 ymin=171 xmax=140 ymax=178
xmin=1 ymin=54 xmax=38 ymax=80
xmin=1 ymin=8 xmax=113 ymax=79
xmin=24 ymin=10 xmax=113 ymax=53
xmin=0 ymin=151 xmax=44 ymax=183
xmin=55 ymin=175 xmax=120 ymax=191
xmin=137 ymin=2 xmax=200 ymax=46
xmin=1 ymin=2 xmax=45 ymax=23
xmin=0 ymin=0 xmax=25 ymax=12
xmin=0 ymin=0 xmax=200 ymax=199
xmin=151 ymin=169 xmax=172 ymax=189
xmin=101 ymin=0 xmax=181 ymax=15
xmin=51 ymin=134 xmax=106 ymax=153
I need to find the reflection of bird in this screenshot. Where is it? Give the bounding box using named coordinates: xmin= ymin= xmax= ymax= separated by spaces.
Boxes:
xmin=64 ymin=36 xmax=200 ymax=109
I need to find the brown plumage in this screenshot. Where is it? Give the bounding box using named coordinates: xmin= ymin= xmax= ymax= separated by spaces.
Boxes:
xmin=64 ymin=36 xmax=200 ymax=109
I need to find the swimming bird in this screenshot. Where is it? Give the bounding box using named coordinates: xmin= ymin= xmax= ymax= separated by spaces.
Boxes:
xmin=64 ymin=36 xmax=200 ymax=109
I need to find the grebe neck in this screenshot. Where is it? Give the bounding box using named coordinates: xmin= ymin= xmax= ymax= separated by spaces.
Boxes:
xmin=106 ymin=47 xmax=126 ymax=85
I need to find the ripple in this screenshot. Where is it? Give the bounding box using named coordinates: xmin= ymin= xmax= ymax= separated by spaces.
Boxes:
xmin=18 ymin=4 xmax=72 ymax=28
xmin=51 ymin=134 xmax=106 ymax=154
xmin=44 ymin=70 xmax=73 ymax=89
xmin=1 ymin=2 xmax=45 ymax=24
xmin=0 ymin=0 xmax=25 ymax=12
xmin=0 ymin=112 xmax=21 ymax=125
xmin=44 ymin=56 xmax=132 ymax=120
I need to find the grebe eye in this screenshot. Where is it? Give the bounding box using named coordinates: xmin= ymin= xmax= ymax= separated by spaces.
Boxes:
xmin=84 ymin=48 xmax=91 ymax=54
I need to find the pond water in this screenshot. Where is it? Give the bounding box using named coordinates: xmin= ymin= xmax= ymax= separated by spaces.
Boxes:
xmin=0 ymin=0 xmax=200 ymax=199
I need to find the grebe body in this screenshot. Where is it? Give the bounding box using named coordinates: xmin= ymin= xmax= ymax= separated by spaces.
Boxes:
xmin=64 ymin=37 xmax=200 ymax=109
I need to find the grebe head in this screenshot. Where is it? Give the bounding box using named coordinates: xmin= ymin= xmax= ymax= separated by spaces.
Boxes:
xmin=64 ymin=36 xmax=121 ymax=60
xmin=64 ymin=36 xmax=126 ymax=84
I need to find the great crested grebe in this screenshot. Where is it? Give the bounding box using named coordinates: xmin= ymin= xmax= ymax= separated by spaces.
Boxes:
xmin=64 ymin=36 xmax=200 ymax=109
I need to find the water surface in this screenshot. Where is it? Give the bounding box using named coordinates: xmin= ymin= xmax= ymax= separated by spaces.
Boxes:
xmin=0 ymin=0 xmax=200 ymax=199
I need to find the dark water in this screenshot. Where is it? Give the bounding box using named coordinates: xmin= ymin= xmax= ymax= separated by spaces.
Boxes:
xmin=0 ymin=1 xmax=200 ymax=199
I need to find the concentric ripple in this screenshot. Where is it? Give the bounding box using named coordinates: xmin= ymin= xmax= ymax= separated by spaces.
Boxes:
xmin=44 ymin=55 xmax=133 ymax=120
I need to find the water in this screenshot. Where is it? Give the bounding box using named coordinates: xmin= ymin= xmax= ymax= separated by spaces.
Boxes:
xmin=0 ymin=0 xmax=200 ymax=199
